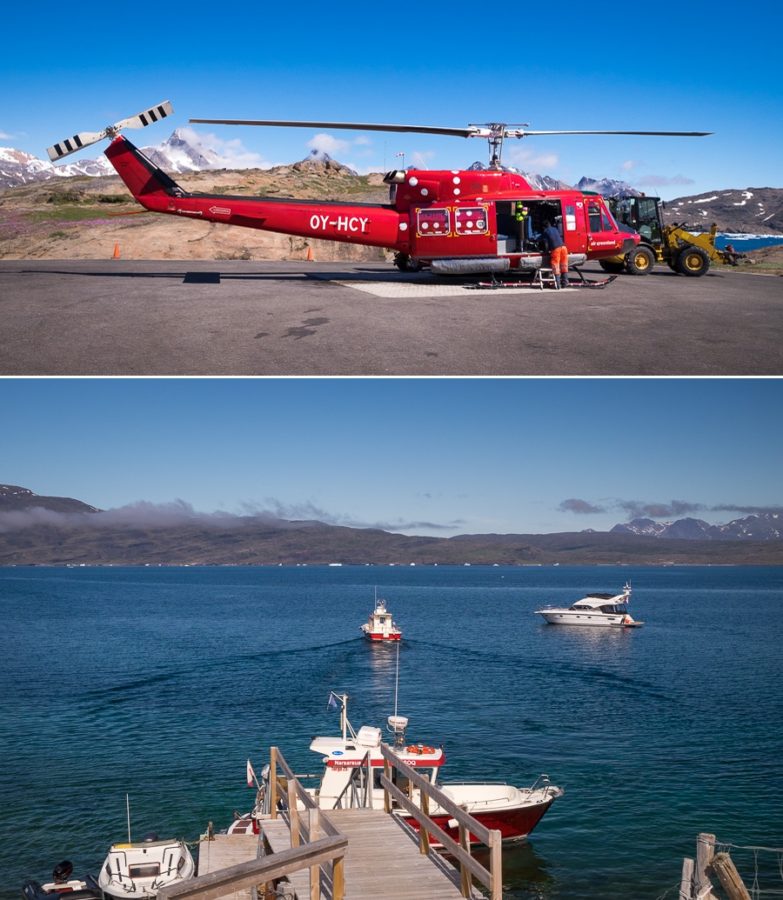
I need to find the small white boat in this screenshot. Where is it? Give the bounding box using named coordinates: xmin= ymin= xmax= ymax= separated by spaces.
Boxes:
xmin=97 ymin=834 xmax=195 ymax=899
xmin=23 ymin=861 xmax=101 ymax=900
xmin=360 ymin=592 xmax=402 ymax=642
xmin=231 ymin=693 xmax=563 ymax=846
xmin=535 ymin=582 xmax=643 ymax=627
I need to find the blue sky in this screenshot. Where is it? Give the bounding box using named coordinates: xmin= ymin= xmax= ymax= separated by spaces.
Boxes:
xmin=1 ymin=378 xmax=780 ymax=536
xmin=2 ymin=0 xmax=782 ymax=201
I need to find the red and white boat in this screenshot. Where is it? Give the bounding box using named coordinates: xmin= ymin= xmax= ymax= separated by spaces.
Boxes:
xmin=232 ymin=694 xmax=563 ymax=846
xmin=360 ymin=594 xmax=402 ymax=642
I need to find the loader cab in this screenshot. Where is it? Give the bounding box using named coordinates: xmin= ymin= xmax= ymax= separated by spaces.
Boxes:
xmin=610 ymin=196 xmax=664 ymax=245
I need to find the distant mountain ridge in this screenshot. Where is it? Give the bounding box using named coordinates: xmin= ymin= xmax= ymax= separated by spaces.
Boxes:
xmin=0 ymin=483 xmax=99 ymax=514
xmin=1 ymin=484 xmax=781 ymax=566
xmin=611 ymin=512 xmax=783 ymax=540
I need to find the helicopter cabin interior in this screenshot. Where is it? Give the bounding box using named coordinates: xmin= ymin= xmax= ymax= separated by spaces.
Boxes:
xmin=495 ymin=199 xmax=563 ymax=254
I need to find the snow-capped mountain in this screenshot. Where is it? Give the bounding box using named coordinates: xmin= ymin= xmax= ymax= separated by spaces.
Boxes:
xmin=0 ymin=146 xmax=114 ymax=188
xmin=576 ymin=176 xmax=639 ymax=196
xmin=140 ymin=128 xmax=223 ymax=173
xmin=466 ymin=160 xmax=570 ymax=190
xmin=665 ymin=188 xmax=783 ymax=234
xmin=611 ymin=512 xmax=783 ymax=540
xmin=0 ymin=128 xmax=224 ymax=189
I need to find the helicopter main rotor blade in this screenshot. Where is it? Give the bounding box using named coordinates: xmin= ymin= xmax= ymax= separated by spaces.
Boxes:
xmin=189 ymin=118 xmax=480 ymax=138
xmin=512 ymin=129 xmax=712 ymax=137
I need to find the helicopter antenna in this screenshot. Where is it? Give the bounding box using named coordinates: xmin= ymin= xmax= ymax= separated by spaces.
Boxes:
xmin=190 ymin=115 xmax=711 ymax=169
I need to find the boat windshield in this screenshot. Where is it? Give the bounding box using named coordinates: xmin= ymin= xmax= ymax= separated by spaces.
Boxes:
xmin=128 ymin=864 xmax=160 ymax=878
xmin=600 ymin=604 xmax=628 ymax=614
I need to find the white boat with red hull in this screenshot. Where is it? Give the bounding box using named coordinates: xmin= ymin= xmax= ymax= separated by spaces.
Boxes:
xmin=232 ymin=693 xmax=563 ymax=846
xmin=360 ymin=593 xmax=402 ymax=642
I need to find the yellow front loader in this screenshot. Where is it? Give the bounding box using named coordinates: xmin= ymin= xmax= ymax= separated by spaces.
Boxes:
xmin=602 ymin=196 xmax=741 ymax=276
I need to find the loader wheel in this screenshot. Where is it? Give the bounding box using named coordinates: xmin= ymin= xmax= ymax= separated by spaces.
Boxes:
xmin=675 ymin=246 xmax=710 ymax=277
xmin=624 ymin=245 xmax=656 ymax=275
xmin=599 ymin=259 xmax=625 ymax=274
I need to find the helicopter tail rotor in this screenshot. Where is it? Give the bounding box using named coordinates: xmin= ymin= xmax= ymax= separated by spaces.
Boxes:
xmin=47 ymin=100 xmax=174 ymax=162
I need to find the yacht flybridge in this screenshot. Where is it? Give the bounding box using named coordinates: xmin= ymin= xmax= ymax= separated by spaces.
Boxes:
xmin=232 ymin=693 xmax=563 ymax=846
xmin=536 ymin=582 xmax=643 ymax=627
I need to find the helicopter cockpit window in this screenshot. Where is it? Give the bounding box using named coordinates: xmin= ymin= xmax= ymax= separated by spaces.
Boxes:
xmin=588 ymin=200 xmax=609 ymax=233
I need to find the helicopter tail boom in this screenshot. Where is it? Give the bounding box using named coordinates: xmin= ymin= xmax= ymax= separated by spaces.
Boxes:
xmin=102 ymin=135 xmax=406 ymax=250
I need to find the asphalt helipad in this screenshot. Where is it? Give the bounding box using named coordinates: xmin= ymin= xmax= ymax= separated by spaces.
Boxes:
xmin=1 ymin=259 xmax=781 ymax=375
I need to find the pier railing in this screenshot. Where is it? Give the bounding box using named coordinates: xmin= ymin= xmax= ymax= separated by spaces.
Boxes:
xmin=379 ymin=743 xmax=503 ymax=900
xmin=268 ymin=746 xmax=347 ymax=898
xmin=157 ymin=745 xmax=346 ymax=900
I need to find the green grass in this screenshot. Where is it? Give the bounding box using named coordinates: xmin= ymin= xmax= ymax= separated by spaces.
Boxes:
xmin=28 ymin=207 xmax=116 ymax=223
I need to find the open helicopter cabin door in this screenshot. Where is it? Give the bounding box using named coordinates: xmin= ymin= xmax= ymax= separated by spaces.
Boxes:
xmin=495 ymin=199 xmax=565 ymax=254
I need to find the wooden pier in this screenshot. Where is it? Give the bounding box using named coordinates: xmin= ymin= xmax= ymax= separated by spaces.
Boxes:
xmin=263 ymin=808 xmax=473 ymax=899
xmin=159 ymin=744 xmax=500 ymax=900
xmin=196 ymin=834 xmax=258 ymax=900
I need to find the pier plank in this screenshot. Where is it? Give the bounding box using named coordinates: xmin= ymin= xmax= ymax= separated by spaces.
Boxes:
xmin=262 ymin=809 xmax=473 ymax=899
xmin=197 ymin=833 xmax=259 ymax=900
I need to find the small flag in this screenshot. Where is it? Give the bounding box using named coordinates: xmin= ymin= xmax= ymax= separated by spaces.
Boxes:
xmin=246 ymin=759 xmax=256 ymax=787
xmin=328 ymin=693 xmax=338 ymax=709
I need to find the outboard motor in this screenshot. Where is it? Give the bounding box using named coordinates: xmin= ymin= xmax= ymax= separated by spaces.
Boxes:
xmin=52 ymin=862 xmax=74 ymax=883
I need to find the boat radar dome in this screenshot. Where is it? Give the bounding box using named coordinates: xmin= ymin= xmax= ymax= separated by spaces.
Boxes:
xmin=387 ymin=715 xmax=408 ymax=733
xmin=387 ymin=715 xmax=409 ymax=746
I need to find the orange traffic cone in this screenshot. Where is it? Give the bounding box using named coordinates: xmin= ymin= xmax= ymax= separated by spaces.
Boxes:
xmin=112 ymin=242 xmax=121 ymax=259
xmin=306 ymin=245 xmax=314 ymax=262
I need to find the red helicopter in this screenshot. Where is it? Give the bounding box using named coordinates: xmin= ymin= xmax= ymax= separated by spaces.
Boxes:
xmin=47 ymin=101 xmax=710 ymax=276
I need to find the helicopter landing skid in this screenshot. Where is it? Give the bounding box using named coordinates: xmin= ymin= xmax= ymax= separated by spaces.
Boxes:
xmin=470 ymin=270 xmax=617 ymax=290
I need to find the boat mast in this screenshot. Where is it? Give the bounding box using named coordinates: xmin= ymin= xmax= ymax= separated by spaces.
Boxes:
xmin=394 ymin=639 xmax=400 ymax=718
xmin=126 ymin=793 xmax=132 ymax=843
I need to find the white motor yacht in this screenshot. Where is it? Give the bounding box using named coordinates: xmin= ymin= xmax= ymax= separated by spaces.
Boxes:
xmin=535 ymin=582 xmax=643 ymax=627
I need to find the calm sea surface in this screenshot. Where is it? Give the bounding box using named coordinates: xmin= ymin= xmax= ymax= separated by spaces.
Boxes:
xmin=1 ymin=565 xmax=781 ymax=900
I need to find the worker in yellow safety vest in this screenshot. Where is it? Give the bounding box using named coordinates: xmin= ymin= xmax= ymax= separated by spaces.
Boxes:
xmin=515 ymin=202 xmax=530 ymax=251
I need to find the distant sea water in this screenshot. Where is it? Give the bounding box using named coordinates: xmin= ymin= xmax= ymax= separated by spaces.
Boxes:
xmin=714 ymin=233 xmax=783 ymax=251
xmin=1 ymin=565 xmax=781 ymax=900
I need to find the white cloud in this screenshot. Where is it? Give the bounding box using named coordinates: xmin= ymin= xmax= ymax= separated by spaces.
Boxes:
xmin=621 ymin=160 xmax=638 ymax=171
xmin=0 ymin=130 xmax=12 ymax=140
xmin=307 ymin=133 xmax=350 ymax=155
xmin=506 ymin=146 xmax=559 ymax=171
xmin=182 ymin=126 xmax=274 ymax=168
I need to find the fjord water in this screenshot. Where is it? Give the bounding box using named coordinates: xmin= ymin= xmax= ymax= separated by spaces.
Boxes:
xmin=1 ymin=565 xmax=781 ymax=900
